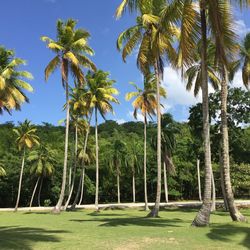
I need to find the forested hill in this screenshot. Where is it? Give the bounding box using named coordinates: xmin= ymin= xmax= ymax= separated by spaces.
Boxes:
xmin=0 ymin=115 xmax=249 ymax=208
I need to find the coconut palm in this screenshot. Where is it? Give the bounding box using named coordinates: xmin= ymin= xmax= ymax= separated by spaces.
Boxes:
xmin=124 ymin=135 xmax=143 ymax=203
xmin=13 ymin=120 xmax=39 ymax=211
xmin=106 ymin=132 xmax=126 ymax=204
xmin=84 ymin=70 xmax=119 ymax=210
xmin=0 ymin=46 xmax=33 ymax=114
xmin=117 ymin=0 xmax=178 ymax=217
xmin=28 ymin=145 xmax=55 ymax=208
xmin=41 ymin=18 xmax=96 ymax=213
xmin=125 ymin=73 xmax=165 ymax=210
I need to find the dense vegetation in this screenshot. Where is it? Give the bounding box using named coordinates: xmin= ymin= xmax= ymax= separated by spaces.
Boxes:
xmin=0 ymin=87 xmax=249 ymax=208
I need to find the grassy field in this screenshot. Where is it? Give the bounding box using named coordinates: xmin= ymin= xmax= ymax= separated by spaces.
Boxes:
xmin=0 ymin=207 xmax=249 ymax=250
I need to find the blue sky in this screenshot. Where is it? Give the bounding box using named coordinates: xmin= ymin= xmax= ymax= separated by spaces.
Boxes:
xmin=1 ymin=0 xmax=250 ymax=125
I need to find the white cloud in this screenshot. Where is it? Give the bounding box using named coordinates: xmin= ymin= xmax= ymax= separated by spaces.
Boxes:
xmin=127 ymin=111 xmax=144 ymax=122
xmin=116 ymin=119 xmax=126 ymax=124
xmin=234 ymin=19 xmax=250 ymax=37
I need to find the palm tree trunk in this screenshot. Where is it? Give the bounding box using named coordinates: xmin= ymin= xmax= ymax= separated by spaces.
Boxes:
xmin=197 ymin=158 xmax=202 ymax=201
xmin=68 ymin=165 xmax=72 ymax=195
xmin=38 ymin=176 xmax=43 ymax=207
xmin=14 ymin=149 xmax=26 ymax=211
xmin=148 ymin=59 xmax=161 ymax=217
xmin=219 ymin=148 xmax=229 ymax=211
xmin=163 ymin=162 xmax=168 ymax=203
xmin=211 ymin=169 xmax=216 ymax=211
xmin=117 ymin=166 xmax=120 ymax=204
xmin=69 ymin=113 xmax=92 ymax=210
xmin=220 ymin=66 xmax=246 ymax=222
xmin=143 ymin=114 xmax=149 ymax=211
xmin=132 ymin=170 xmax=135 ymax=203
xmin=64 ymin=124 xmax=78 ymax=209
xmin=53 ymin=78 xmax=70 ymax=213
xmin=78 ymin=167 xmax=85 ymax=206
xmin=95 ymin=107 xmax=99 ymax=210
xmin=192 ymin=2 xmax=212 ymax=226
xmin=29 ymin=176 xmax=40 ymax=209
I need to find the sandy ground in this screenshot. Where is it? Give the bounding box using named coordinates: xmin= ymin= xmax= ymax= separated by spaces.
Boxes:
xmin=1 ymin=200 xmax=250 ymax=212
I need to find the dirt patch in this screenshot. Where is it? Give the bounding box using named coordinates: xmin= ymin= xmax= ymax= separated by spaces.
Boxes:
xmin=114 ymin=237 xmax=179 ymax=250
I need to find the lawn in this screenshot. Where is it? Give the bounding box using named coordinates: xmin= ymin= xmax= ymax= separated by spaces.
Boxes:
xmin=0 ymin=208 xmax=249 ymax=250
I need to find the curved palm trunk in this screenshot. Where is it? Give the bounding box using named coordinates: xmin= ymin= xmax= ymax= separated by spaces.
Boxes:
xmin=29 ymin=176 xmax=40 ymax=209
xmin=38 ymin=176 xmax=43 ymax=207
xmin=219 ymin=149 xmax=229 ymax=211
xmin=68 ymin=165 xmax=72 ymax=195
xmin=192 ymin=2 xmax=212 ymax=226
xmin=148 ymin=59 xmax=161 ymax=217
xmin=78 ymin=167 xmax=85 ymax=206
xmin=64 ymin=124 xmax=78 ymax=209
xmin=132 ymin=170 xmax=135 ymax=203
xmin=163 ymin=162 xmax=168 ymax=203
xmin=53 ymin=78 xmax=70 ymax=213
xmin=143 ymin=114 xmax=149 ymax=210
xmin=211 ymin=170 xmax=216 ymax=211
xmin=221 ymin=67 xmax=246 ymax=222
xmin=14 ymin=149 xmax=26 ymax=211
xmin=197 ymin=159 xmax=202 ymax=201
xmin=117 ymin=166 xmax=120 ymax=204
xmin=70 ymin=113 xmax=92 ymax=210
xmin=95 ymin=107 xmax=99 ymax=210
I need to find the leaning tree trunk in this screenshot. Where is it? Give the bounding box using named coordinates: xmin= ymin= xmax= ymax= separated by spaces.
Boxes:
xmin=211 ymin=169 xmax=216 ymax=212
xmin=117 ymin=165 xmax=120 ymax=204
xmin=64 ymin=124 xmax=78 ymax=209
xmin=219 ymin=148 xmax=229 ymax=211
xmin=78 ymin=167 xmax=85 ymax=206
xmin=53 ymin=73 xmax=70 ymax=213
xmin=14 ymin=149 xmax=26 ymax=211
xmin=143 ymin=114 xmax=149 ymax=211
xmin=29 ymin=176 xmax=40 ymax=209
xmin=68 ymin=164 xmax=72 ymax=195
xmin=95 ymin=107 xmax=99 ymax=211
xmin=38 ymin=176 xmax=43 ymax=207
xmin=163 ymin=162 xmax=169 ymax=203
xmin=197 ymin=158 xmax=202 ymax=201
xmin=69 ymin=113 xmax=92 ymax=210
xmin=192 ymin=2 xmax=212 ymax=226
xmin=148 ymin=59 xmax=162 ymax=218
xmin=220 ymin=67 xmax=246 ymax=222
xmin=132 ymin=169 xmax=135 ymax=203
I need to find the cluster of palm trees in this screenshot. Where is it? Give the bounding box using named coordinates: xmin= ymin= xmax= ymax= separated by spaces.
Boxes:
xmin=0 ymin=0 xmax=249 ymax=228
xmin=115 ymin=0 xmax=250 ymax=225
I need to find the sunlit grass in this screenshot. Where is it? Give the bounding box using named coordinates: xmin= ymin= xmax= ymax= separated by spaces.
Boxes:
xmin=0 ymin=208 xmax=249 ymax=249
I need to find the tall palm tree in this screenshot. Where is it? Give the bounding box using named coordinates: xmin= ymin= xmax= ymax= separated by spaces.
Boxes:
xmin=84 ymin=70 xmax=119 ymax=210
xmin=0 ymin=46 xmax=33 ymax=114
xmin=13 ymin=120 xmax=39 ymax=211
xmin=117 ymin=0 xmax=178 ymax=217
xmin=28 ymin=145 xmax=55 ymax=208
xmin=41 ymin=18 xmax=96 ymax=213
xmin=125 ymin=74 xmax=165 ymax=210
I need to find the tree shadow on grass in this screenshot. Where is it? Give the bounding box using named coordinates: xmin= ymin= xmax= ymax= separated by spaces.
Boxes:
xmin=207 ymin=224 xmax=250 ymax=249
xmin=70 ymin=216 xmax=185 ymax=228
xmin=0 ymin=226 xmax=68 ymax=250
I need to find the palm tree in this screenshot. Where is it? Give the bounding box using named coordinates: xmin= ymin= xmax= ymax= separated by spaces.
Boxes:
xmin=28 ymin=145 xmax=55 ymax=208
xmin=117 ymin=0 xmax=178 ymax=217
xmin=84 ymin=70 xmax=119 ymax=210
xmin=77 ymin=137 xmax=95 ymax=206
xmin=41 ymin=18 xmax=96 ymax=213
xmin=124 ymin=135 xmax=142 ymax=203
xmin=125 ymin=74 xmax=165 ymax=210
xmin=13 ymin=120 xmax=39 ymax=211
xmin=0 ymin=163 xmax=6 ymax=177
xmin=0 ymin=46 xmax=33 ymax=114
xmin=107 ymin=132 xmax=126 ymax=204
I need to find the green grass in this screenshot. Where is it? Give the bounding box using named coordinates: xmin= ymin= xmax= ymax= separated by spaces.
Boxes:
xmin=0 ymin=208 xmax=249 ymax=250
